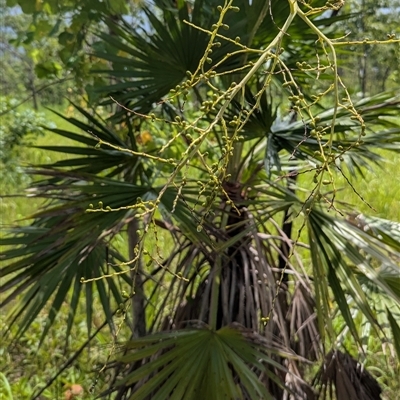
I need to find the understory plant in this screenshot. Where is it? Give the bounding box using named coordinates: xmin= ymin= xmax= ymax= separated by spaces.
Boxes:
xmin=1 ymin=0 xmax=400 ymax=399
xmin=0 ymin=97 xmax=56 ymax=187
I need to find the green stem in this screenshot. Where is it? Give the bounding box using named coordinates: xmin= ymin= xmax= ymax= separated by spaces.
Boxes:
xmin=297 ymin=7 xmax=339 ymax=151
xmin=209 ymin=254 xmax=222 ymax=330
xmin=209 ymin=196 xmax=232 ymax=330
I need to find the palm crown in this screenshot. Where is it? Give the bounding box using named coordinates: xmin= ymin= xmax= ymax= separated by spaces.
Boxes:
xmin=1 ymin=0 xmax=400 ymax=398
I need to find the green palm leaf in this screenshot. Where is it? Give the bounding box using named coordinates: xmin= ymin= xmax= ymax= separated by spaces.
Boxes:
xmin=114 ymin=326 xmax=290 ymax=400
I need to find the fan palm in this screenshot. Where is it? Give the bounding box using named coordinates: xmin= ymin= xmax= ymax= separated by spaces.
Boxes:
xmin=1 ymin=0 xmax=400 ymax=399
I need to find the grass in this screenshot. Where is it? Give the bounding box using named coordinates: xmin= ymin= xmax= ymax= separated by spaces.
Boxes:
xmin=334 ymin=150 xmax=399 ymax=221
xmin=0 ymin=300 xmax=121 ymax=399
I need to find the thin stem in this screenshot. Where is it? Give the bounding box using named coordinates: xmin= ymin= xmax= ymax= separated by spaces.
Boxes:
xmin=209 ymin=255 xmax=222 ymax=330
xmin=297 ymin=7 xmax=339 ymax=151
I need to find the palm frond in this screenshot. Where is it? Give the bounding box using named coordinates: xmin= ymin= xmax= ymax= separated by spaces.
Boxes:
xmin=112 ymin=325 xmax=293 ymax=400
xmin=313 ymin=350 xmax=382 ymax=400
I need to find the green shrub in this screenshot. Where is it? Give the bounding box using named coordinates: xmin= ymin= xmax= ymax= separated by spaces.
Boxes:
xmin=0 ymin=97 xmax=56 ymax=187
